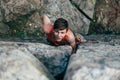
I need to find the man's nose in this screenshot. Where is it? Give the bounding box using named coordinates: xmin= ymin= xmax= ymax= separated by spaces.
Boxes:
xmin=58 ymin=33 xmax=61 ymax=37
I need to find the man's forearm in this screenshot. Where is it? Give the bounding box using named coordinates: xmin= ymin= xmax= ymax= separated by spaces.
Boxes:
xmin=71 ymin=48 xmax=76 ymax=54
xmin=71 ymin=44 xmax=78 ymax=54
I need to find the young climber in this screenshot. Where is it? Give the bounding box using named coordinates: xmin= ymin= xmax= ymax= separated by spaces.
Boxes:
xmin=42 ymin=15 xmax=84 ymax=54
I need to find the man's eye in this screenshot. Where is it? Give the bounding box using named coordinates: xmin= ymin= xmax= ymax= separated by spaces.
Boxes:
xmin=61 ymin=32 xmax=65 ymax=34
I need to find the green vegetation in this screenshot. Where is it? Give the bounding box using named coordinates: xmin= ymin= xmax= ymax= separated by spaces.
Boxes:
xmin=4 ymin=15 xmax=44 ymax=39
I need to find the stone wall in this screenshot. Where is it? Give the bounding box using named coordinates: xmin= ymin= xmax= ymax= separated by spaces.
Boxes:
xmin=0 ymin=40 xmax=120 ymax=80
xmin=0 ymin=44 xmax=55 ymax=80
xmin=64 ymin=43 xmax=120 ymax=80
xmin=0 ymin=0 xmax=120 ymax=36
xmin=90 ymin=0 xmax=120 ymax=34
xmin=0 ymin=0 xmax=96 ymax=36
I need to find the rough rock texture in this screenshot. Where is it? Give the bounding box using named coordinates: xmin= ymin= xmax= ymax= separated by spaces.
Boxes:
xmin=92 ymin=0 xmax=120 ymax=34
xmin=0 ymin=41 xmax=71 ymax=77
xmin=0 ymin=36 xmax=120 ymax=80
xmin=0 ymin=48 xmax=55 ymax=80
xmin=70 ymin=0 xmax=96 ymax=34
xmin=40 ymin=0 xmax=96 ymax=34
xmin=0 ymin=7 xmax=9 ymax=35
xmin=0 ymin=0 xmax=42 ymax=34
xmin=0 ymin=8 xmax=2 ymax=22
xmin=72 ymin=0 xmax=96 ymax=18
xmin=26 ymin=42 xmax=71 ymax=76
xmin=0 ymin=0 xmax=96 ymax=35
xmin=1 ymin=0 xmax=41 ymax=21
xmin=0 ymin=0 xmax=120 ymax=36
xmin=0 ymin=23 xmax=9 ymax=34
xmin=64 ymin=43 xmax=120 ymax=80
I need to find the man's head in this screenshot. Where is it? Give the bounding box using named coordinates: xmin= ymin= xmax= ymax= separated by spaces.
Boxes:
xmin=53 ymin=18 xmax=68 ymax=41
xmin=54 ymin=18 xmax=68 ymax=30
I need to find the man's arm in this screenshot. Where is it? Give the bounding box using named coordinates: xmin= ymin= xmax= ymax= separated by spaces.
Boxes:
xmin=67 ymin=29 xmax=78 ymax=54
xmin=70 ymin=41 xmax=78 ymax=54
xmin=42 ymin=15 xmax=53 ymax=34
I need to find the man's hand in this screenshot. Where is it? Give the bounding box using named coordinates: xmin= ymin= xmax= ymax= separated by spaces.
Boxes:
xmin=71 ymin=43 xmax=78 ymax=54
xmin=66 ymin=29 xmax=78 ymax=54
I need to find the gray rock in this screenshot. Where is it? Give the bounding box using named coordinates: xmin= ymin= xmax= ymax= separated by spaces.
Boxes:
xmin=0 ymin=0 xmax=96 ymax=35
xmin=26 ymin=43 xmax=71 ymax=76
xmin=92 ymin=0 xmax=120 ymax=34
xmin=71 ymin=0 xmax=96 ymax=34
xmin=0 ymin=23 xmax=9 ymax=34
xmin=64 ymin=43 xmax=120 ymax=80
xmin=40 ymin=0 xmax=96 ymax=34
xmin=0 ymin=48 xmax=55 ymax=80
xmin=0 ymin=40 xmax=120 ymax=80
xmin=0 ymin=41 xmax=71 ymax=76
xmin=0 ymin=0 xmax=42 ymax=34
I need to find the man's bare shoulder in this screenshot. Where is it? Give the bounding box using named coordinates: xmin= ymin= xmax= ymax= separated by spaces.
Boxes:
xmin=66 ymin=29 xmax=75 ymax=42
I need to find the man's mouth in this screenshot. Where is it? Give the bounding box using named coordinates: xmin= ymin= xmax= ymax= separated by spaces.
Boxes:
xmin=56 ymin=37 xmax=62 ymax=41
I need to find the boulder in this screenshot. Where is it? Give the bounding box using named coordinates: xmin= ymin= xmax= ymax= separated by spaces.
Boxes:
xmin=0 ymin=0 xmax=96 ymax=35
xmin=64 ymin=43 xmax=120 ymax=80
xmin=70 ymin=0 xmax=96 ymax=34
xmin=20 ymin=42 xmax=71 ymax=76
xmin=40 ymin=0 xmax=96 ymax=34
xmin=91 ymin=0 xmax=120 ymax=34
xmin=0 ymin=41 xmax=71 ymax=76
xmin=0 ymin=47 xmax=55 ymax=80
xmin=0 ymin=0 xmax=42 ymax=34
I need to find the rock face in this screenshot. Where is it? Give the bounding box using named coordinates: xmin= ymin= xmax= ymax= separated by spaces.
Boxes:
xmin=0 ymin=0 xmax=41 ymax=21
xmin=64 ymin=43 xmax=120 ymax=80
xmin=0 ymin=23 xmax=9 ymax=34
xmin=25 ymin=42 xmax=71 ymax=76
xmin=71 ymin=0 xmax=96 ymax=18
xmin=40 ymin=0 xmax=96 ymax=34
xmin=0 ymin=0 xmax=42 ymax=36
xmin=91 ymin=0 xmax=120 ymax=34
xmin=0 ymin=41 xmax=71 ymax=77
xmin=0 ymin=39 xmax=120 ymax=80
xmin=0 ymin=48 xmax=55 ymax=80
xmin=0 ymin=0 xmax=96 ymax=36
xmin=0 ymin=0 xmax=120 ymax=36
xmin=70 ymin=0 xmax=96 ymax=34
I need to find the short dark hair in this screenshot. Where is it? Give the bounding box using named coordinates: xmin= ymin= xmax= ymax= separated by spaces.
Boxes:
xmin=54 ymin=18 xmax=68 ymax=30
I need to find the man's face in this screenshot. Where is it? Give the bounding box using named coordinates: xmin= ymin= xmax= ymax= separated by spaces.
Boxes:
xmin=54 ymin=29 xmax=67 ymax=41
